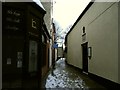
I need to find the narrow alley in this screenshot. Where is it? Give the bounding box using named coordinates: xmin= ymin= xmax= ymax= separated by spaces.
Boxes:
xmin=41 ymin=58 xmax=106 ymax=89
xmin=1 ymin=0 xmax=120 ymax=90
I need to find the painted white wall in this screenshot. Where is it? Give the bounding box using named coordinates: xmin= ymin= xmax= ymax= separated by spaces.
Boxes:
xmin=0 ymin=1 xmax=2 ymax=89
xmin=42 ymin=1 xmax=52 ymax=35
xmin=118 ymin=2 xmax=120 ymax=84
xmin=41 ymin=1 xmax=53 ymax=68
xmin=67 ymin=22 xmax=83 ymax=69
xmin=87 ymin=2 xmax=118 ymax=83
xmin=49 ymin=40 xmax=52 ymax=68
xmin=55 ymin=49 xmax=57 ymax=61
xmin=67 ymin=2 xmax=119 ymax=83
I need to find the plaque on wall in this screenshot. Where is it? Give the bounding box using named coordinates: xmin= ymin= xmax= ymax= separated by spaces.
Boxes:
xmin=17 ymin=52 xmax=23 ymax=68
xmin=7 ymin=58 xmax=11 ymax=65
xmin=28 ymin=40 xmax=38 ymax=72
xmin=82 ymin=33 xmax=86 ymax=43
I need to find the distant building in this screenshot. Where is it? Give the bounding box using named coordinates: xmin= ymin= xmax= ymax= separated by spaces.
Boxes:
xmin=41 ymin=0 xmax=58 ymax=76
xmin=41 ymin=0 xmax=53 ymax=77
xmin=52 ymin=22 xmax=58 ymax=67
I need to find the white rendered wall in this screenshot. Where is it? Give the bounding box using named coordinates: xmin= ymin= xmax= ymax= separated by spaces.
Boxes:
xmin=55 ymin=49 xmax=57 ymax=61
xmin=49 ymin=40 xmax=52 ymax=68
xmin=0 ymin=1 xmax=2 ymax=89
xmin=118 ymin=2 xmax=120 ymax=84
xmin=87 ymin=2 xmax=118 ymax=83
xmin=67 ymin=21 xmax=83 ymax=69
xmin=67 ymin=2 xmax=119 ymax=83
xmin=42 ymin=1 xmax=52 ymax=35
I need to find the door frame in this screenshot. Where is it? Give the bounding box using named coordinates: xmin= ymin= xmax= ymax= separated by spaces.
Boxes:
xmin=81 ymin=42 xmax=88 ymax=73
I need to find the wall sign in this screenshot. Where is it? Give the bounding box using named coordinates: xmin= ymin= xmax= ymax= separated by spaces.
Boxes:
xmin=82 ymin=26 xmax=87 ymax=43
xmin=7 ymin=9 xmax=21 ymax=16
xmin=7 ymin=58 xmax=11 ymax=65
xmin=29 ymin=40 xmax=38 ymax=72
xmin=5 ymin=8 xmax=23 ymax=31
xmin=42 ymin=35 xmax=45 ymax=43
xmin=88 ymin=47 xmax=92 ymax=59
xmin=28 ymin=32 xmax=39 ymax=37
xmin=32 ymin=19 xmax=37 ymax=29
xmin=17 ymin=52 xmax=23 ymax=68
xmin=53 ymin=43 xmax=58 ymax=48
xmin=17 ymin=60 xmax=22 ymax=68
xmin=6 ymin=17 xmax=20 ymax=23
xmin=82 ymin=33 xmax=86 ymax=42
xmin=5 ymin=25 xmax=19 ymax=30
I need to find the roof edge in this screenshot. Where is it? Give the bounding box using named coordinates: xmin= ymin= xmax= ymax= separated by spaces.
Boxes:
xmin=33 ymin=0 xmax=46 ymax=11
xmin=66 ymin=1 xmax=94 ymax=37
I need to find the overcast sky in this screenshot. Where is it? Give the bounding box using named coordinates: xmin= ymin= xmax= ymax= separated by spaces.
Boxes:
xmin=53 ymin=0 xmax=91 ymax=30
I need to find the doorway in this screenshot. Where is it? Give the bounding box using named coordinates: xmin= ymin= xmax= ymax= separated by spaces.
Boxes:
xmin=81 ymin=42 xmax=88 ymax=73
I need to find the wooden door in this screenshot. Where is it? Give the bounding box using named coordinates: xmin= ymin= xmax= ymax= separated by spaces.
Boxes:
xmin=82 ymin=42 xmax=88 ymax=73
